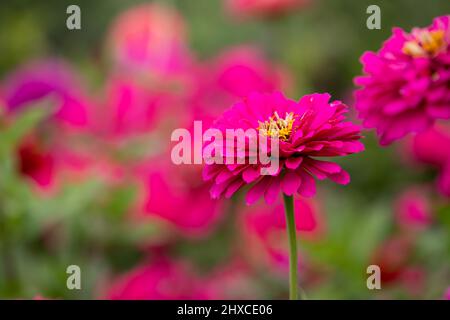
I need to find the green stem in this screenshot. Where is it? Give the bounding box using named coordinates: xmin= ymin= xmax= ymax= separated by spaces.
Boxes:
xmin=283 ymin=194 xmax=298 ymax=300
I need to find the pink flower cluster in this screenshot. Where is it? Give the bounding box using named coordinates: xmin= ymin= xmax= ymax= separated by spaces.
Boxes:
xmin=0 ymin=3 xmax=293 ymax=236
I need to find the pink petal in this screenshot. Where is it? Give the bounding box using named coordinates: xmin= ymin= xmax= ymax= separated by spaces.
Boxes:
xmin=224 ymin=179 xmax=244 ymax=198
xmin=297 ymin=171 xmax=316 ymax=197
xmin=306 ymin=159 xmax=342 ymax=174
xmin=329 ymin=169 xmax=350 ymax=185
xmin=264 ymin=177 xmax=281 ymax=205
xmin=281 ymin=171 xmax=301 ymax=196
xmin=242 ymin=166 xmax=260 ymax=183
xmin=245 ymin=177 xmax=271 ymax=205
xmin=203 ymin=165 xmax=221 ymax=181
xmin=285 ymin=157 xmax=303 ymax=170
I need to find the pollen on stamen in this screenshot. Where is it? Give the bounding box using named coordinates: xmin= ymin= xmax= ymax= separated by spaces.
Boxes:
xmin=258 ymin=111 xmax=296 ymax=141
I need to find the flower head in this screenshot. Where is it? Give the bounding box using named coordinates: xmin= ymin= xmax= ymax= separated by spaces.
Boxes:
xmin=203 ymin=91 xmax=364 ymax=205
xmin=354 ymin=15 xmax=450 ymax=145
xmin=107 ymin=3 xmax=193 ymax=79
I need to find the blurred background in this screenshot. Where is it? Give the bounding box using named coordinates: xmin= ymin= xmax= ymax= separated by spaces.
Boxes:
xmin=0 ymin=0 xmax=449 ymax=299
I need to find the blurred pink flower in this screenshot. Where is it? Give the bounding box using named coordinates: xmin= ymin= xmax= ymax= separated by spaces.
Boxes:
xmin=411 ymin=124 xmax=450 ymax=197
xmin=226 ymin=0 xmax=309 ymax=18
xmin=203 ymin=91 xmax=364 ymax=205
xmin=241 ymin=196 xmax=323 ymax=273
xmin=202 ymin=259 xmax=260 ymax=299
xmin=355 ymin=15 xmax=450 ymax=145
xmin=399 ymin=266 xmax=426 ymax=297
xmin=445 ymin=287 xmax=450 ymax=300
xmin=190 ymin=46 xmax=290 ymax=120
xmin=372 ymin=234 xmax=426 ymax=297
xmin=136 ymin=159 xmax=225 ymax=238
xmin=96 ymin=75 xmax=187 ymax=139
xmin=17 ymin=137 xmax=54 ymax=188
xmin=107 ymin=3 xmax=193 ymax=80
xmin=395 ymin=187 xmax=432 ymax=231
xmin=2 ymin=59 xmax=90 ymax=127
xmin=106 ymin=258 xmax=205 ymax=300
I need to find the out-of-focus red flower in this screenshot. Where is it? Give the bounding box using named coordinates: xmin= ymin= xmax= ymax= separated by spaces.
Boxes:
xmin=202 ymin=259 xmax=260 ymax=299
xmin=371 ymin=234 xmax=427 ymax=297
xmin=135 ymin=159 xmax=225 ymax=238
xmin=107 ymin=3 xmax=194 ymax=81
xmin=372 ymin=235 xmax=414 ymax=284
xmin=241 ymin=196 xmax=323 ymax=274
xmin=355 ymin=16 xmax=450 ymax=145
xmin=226 ymin=0 xmax=310 ymax=18
xmin=17 ymin=137 xmax=54 ymax=188
xmin=106 ymin=258 xmax=206 ymax=300
xmin=190 ymin=46 xmax=291 ymax=121
xmin=395 ymin=187 xmax=432 ymax=231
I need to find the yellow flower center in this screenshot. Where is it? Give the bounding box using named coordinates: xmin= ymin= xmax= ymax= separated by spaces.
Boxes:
xmin=402 ymin=30 xmax=446 ymax=57
xmin=258 ymin=111 xmax=296 ymax=141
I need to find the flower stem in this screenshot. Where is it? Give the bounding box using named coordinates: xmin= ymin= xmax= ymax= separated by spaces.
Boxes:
xmin=283 ymin=194 xmax=298 ymax=300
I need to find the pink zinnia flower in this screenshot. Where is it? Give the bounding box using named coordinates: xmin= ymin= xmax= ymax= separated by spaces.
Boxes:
xmin=226 ymin=0 xmax=310 ymax=18
xmin=105 ymin=258 xmax=205 ymax=300
xmin=354 ymin=15 xmax=450 ymax=145
xmin=203 ymin=91 xmax=364 ymax=205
